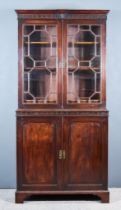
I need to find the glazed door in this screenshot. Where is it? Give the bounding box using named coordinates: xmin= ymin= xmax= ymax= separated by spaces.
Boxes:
xmin=63 ymin=116 xmax=108 ymax=190
xmin=19 ymin=20 xmax=62 ymax=108
xmin=63 ymin=21 xmax=106 ymax=109
xmin=17 ymin=116 xmax=62 ymax=190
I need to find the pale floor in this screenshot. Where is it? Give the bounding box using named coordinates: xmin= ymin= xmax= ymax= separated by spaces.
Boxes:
xmin=0 ymin=188 xmax=121 ymax=210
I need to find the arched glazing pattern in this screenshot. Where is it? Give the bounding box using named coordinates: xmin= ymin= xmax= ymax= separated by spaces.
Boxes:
xmin=23 ymin=24 xmax=58 ymax=104
xmin=67 ymin=24 xmax=101 ymax=104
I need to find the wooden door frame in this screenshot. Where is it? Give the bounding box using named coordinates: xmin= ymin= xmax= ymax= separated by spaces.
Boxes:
xmin=18 ymin=19 xmax=63 ymax=109
xmin=62 ymin=19 xmax=106 ymax=110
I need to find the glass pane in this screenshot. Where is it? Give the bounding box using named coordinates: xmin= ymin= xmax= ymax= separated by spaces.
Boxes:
xmin=24 ymin=25 xmax=34 ymax=35
xmin=24 ymin=74 xmax=28 ymax=92
xmin=30 ymin=70 xmax=50 ymax=97
xmin=30 ymin=31 xmax=51 ymax=61
xmin=23 ymin=24 xmax=58 ymax=104
xmin=67 ymin=24 xmax=101 ymax=104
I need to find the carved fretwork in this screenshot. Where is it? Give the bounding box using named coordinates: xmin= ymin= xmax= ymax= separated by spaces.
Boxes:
xmin=17 ymin=13 xmax=107 ymax=20
xmin=16 ymin=110 xmax=108 ymax=117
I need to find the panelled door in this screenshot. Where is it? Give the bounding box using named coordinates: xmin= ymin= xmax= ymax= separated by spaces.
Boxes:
xmin=17 ymin=116 xmax=63 ymax=190
xmin=63 ymin=116 xmax=108 ymax=190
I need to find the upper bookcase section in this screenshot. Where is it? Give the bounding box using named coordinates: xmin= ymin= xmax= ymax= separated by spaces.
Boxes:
xmin=16 ymin=10 xmax=109 ymax=109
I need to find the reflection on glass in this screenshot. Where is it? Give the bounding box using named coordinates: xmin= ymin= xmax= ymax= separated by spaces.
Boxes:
xmin=23 ymin=24 xmax=57 ymax=104
xmin=67 ymin=24 xmax=101 ymax=104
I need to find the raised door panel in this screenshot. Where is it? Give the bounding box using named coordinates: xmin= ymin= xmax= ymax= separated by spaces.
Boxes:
xmin=17 ymin=117 xmax=62 ymax=190
xmin=63 ymin=117 xmax=108 ymax=190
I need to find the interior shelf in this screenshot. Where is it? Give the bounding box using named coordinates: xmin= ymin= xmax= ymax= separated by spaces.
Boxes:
xmin=74 ymin=42 xmax=99 ymax=45
xmin=25 ymin=42 xmax=51 ymax=44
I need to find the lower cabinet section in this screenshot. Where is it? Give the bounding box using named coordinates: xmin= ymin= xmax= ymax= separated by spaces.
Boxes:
xmin=16 ymin=113 xmax=109 ymax=203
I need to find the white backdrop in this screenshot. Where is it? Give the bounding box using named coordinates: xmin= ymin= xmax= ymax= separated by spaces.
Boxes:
xmin=0 ymin=0 xmax=121 ymax=188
